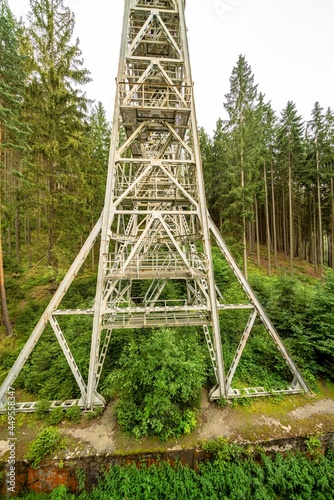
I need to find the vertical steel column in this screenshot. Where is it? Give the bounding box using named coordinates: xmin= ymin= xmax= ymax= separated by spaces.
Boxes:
xmin=177 ymin=0 xmax=226 ymax=397
xmin=86 ymin=1 xmax=132 ymax=409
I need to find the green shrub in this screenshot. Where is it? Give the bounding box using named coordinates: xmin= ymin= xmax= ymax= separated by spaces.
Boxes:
xmin=35 ymin=399 xmax=51 ymax=417
xmin=305 ymin=434 xmax=322 ymax=457
xmin=66 ymin=405 xmax=82 ymax=423
xmin=104 ymin=328 xmax=206 ymax=441
xmin=48 ymin=407 xmax=64 ymax=425
xmin=50 ymin=484 xmax=68 ymax=499
xmin=84 ymin=410 xmax=98 ymax=420
xmin=25 ymin=427 xmax=61 ymax=467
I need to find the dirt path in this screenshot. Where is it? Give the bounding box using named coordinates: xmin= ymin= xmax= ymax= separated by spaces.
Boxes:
xmin=1 ymin=390 xmax=334 ymax=460
xmin=60 ymin=392 xmax=334 ymax=457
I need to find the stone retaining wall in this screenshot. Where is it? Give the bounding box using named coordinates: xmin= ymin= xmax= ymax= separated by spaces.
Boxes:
xmin=1 ymin=433 xmax=333 ymax=497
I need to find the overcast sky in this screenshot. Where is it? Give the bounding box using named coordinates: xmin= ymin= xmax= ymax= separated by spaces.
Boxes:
xmin=8 ymin=0 xmax=334 ymax=135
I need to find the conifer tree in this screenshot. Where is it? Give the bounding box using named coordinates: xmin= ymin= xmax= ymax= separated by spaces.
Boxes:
xmin=276 ymin=101 xmax=304 ymax=274
xmin=85 ymin=101 xmax=110 ymax=254
xmin=307 ymin=102 xmax=326 ymax=278
xmin=0 ymin=0 xmax=28 ymax=335
xmin=324 ymin=108 xmax=334 ymax=268
xmin=254 ymin=95 xmax=278 ymax=272
xmin=223 ymin=55 xmax=258 ymax=277
xmin=25 ymin=0 xmax=91 ymax=267
xmin=209 ymin=119 xmax=229 ymax=229
xmin=199 ymin=126 xmax=215 ymax=220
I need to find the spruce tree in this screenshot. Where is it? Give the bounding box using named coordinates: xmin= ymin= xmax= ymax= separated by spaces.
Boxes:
xmin=307 ymin=102 xmax=326 ymax=278
xmin=276 ymin=101 xmax=304 ymax=274
xmin=254 ymin=95 xmax=278 ymax=272
xmin=0 ymin=0 xmax=28 ymax=335
xmin=223 ymin=55 xmax=258 ymax=277
xmin=202 ymin=121 xmax=226 ymax=229
xmin=85 ymin=101 xmax=110 ymax=260
xmin=25 ymin=0 xmax=91 ymax=267
xmin=324 ymin=108 xmax=334 ymax=268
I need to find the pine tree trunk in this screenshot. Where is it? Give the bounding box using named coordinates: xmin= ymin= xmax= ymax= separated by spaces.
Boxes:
xmin=313 ymin=195 xmax=318 ymax=272
xmin=241 ymin=168 xmax=248 ymax=279
xmin=270 ymin=164 xmax=277 ymax=267
xmin=264 ymin=164 xmax=271 ymax=274
xmin=255 ymin=197 xmax=260 ymax=268
xmin=316 ymin=139 xmax=324 ymax=280
xmin=282 ymin=187 xmax=287 ymax=258
xmin=288 ymin=153 xmax=294 ymax=275
xmin=0 ymin=221 xmax=13 ymax=337
xmin=0 ymin=122 xmax=13 ymax=336
xmin=331 ymin=171 xmax=334 ymax=269
xmin=298 ymin=206 xmax=302 ymax=261
xmin=249 ymin=219 xmax=254 ymax=255
xmin=15 ymin=198 xmax=20 ymax=262
xmin=7 ymin=225 xmax=11 ymax=258
xmin=308 ymin=197 xmax=312 ymax=263
xmin=48 ymin=161 xmax=57 ymax=268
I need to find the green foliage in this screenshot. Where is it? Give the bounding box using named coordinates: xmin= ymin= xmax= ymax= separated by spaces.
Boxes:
xmin=305 ymin=434 xmax=322 ymax=457
xmin=93 ymin=406 xmax=104 ymax=416
xmin=83 ymin=407 xmax=104 ymax=420
xmin=104 ymin=328 xmax=206 ymax=441
xmin=18 ymin=316 xmax=92 ymax=400
xmin=201 ymin=437 xmax=243 ymax=462
xmin=25 ymin=427 xmax=61 ymax=467
xmin=76 ymin=468 xmax=86 ymax=492
xmin=14 ymin=447 xmax=334 ymax=499
xmin=50 ymin=485 xmax=69 ymax=500
xmin=65 ymin=405 xmax=81 ymax=423
xmin=35 ymin=399 xmax=51 ymax=417
xmin=84 ymin=410 xmax=97 ymax=420
xmin=23 ymin=0 xmax=92 ymax=266
xmin=307 ymin=270 xmax=334 ymax=377
xmin=48 ymin=407 xmax=64 ymax=425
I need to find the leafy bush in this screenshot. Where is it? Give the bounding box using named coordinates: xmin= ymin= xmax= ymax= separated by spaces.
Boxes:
xmin=25 ymin=427 xmax=61 ymax=467
xmin=48 ymin=407 xmax=64 ymax=425
xmin=35 ymin=399 xmax=51 ymax=417
xmin=66 ymin=405 xmax=82 ymax=423
xmin=104 ymin=328 xmax=206 ymax=441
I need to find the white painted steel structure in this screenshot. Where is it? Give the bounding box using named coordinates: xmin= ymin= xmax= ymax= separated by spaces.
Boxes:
xmin=0 ymin=0 xmax=309 ymax=413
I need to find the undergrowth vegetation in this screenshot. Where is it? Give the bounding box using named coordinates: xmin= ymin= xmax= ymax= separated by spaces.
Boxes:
xmin=1 ymin=255 xmax=334 ymax=441
xmin=12 ymin=444 xmax=334 ymax=499
xmin=102 ymin=328 xmax=206 ymax=440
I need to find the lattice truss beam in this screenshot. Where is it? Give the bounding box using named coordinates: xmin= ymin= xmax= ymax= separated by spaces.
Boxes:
xmin=0 ymin=0 xmax=309 ymax=413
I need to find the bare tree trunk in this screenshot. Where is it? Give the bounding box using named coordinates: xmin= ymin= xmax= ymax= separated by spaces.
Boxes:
xmin=331 ymin=170 xmax=334 ymax=269
xmin=0 ymin=218 xmax=13 ymax=336
xmin=264 ymin=164 xmax=271 ymax=274
xmin=282 ymin=187 xmax=287 ymax=258
xmin=241 ymin=168 xmax=247 ymax=279
xmin=313 ymin=195 xmax=318 ymax=272
xmin=316 ymin=134 xmax=324 ymax=280
xmin=0 ymin=122 xmax=13 ymax=336
xmin=255 ymin=196 xmax=261 ymax=268
xmin=288 ymin=152 xmax=294 ymax=275
xmin=48 ymin=161 xmax=57 ymax=268
xmin=298 ymin=204 xmax=302 ymax=261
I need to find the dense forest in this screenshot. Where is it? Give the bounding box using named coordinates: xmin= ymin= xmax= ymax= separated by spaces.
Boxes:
xmin=1 ymin=0 xmax=334 ymax=454
xmin=200 ymin=56 xmax=334 ymax=280
xmin=2 ymin=1 xmax=334 ymax=287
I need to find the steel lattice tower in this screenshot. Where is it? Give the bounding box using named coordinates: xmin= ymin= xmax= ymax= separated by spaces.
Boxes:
xmin=0 ymin=0 xmax=309 ymax=413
